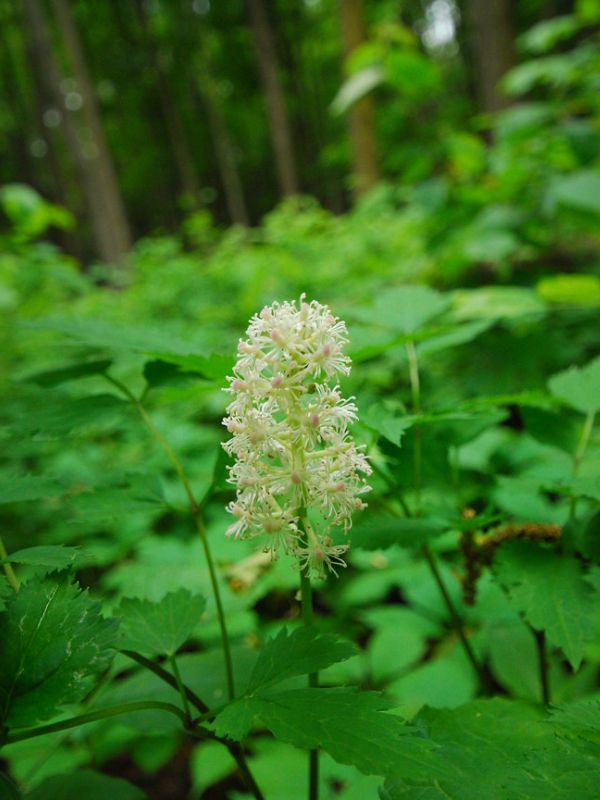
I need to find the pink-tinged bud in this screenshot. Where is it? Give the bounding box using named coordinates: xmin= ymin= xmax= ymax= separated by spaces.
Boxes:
xmin=271 ymin=328 xmax=281 ymax=342
xmin=321 ymin=344 xmax=332 ymax=358
xmin=232 ymin=379 xmax=246 ymax=392
xmin=309 ymin=413 xmax=320 ymax=427
xmin=290 ymin=470 xmax=302 ymax=485
xmin=334 ymin=481 xmax=345 ymax=492
xmin=238 ymin=340 xmax=251 ymax=353
xmin=313 ymin=547 xmax=326 ymax=562
xmin=231 ymin=504 xmax=243 ymax=517
xmin=271 ymin=375 xmax=283 ymax=388
xmin=260 ymin=306 xmax=272 ymax=320
xmin=226 ymin=419 xmax=241 ymax=433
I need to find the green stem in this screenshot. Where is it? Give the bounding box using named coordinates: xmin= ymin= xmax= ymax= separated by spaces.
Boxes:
xmin=105 ymin=374 xmax=236 ymax=702
xmin=170 ymin=654 xmax=192 ymax=721
xmin=421 ymin=544 xmax=491 ymax=695
xmin=405 ymin=340 xmax=422 ymax=515
xmin=121 ymin=651 xmax=264 ymax=800
xmin=299 ymin=561 xmax=319 ymax=800
xmin=533 ymin=628 xmax=551 ymax=706
xmin=196 ymin=515 xmax=235 ymax=701
xmin=5 ymin=701 xmax=188 ymax=745
xmin=570 ymin=410 xmax=595 ymax=518
xmin=0 ymin=537 xmax=20 ymax=593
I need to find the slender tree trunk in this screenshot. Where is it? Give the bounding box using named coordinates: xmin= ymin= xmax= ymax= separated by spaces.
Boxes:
xmin=195 ymin=39 xmax=249 ymax=226
xmin=50 ymin=0 xmax=132 ymax=263
xmin=247 ymin=0 xmax=299 ymax=197
xmin=134 ymin=0 xmax=201 ymax=205
xmin=466 ymin=0 xmax=516 ymax=112
xmin=339 ymin=0 xmax=380 ymax=199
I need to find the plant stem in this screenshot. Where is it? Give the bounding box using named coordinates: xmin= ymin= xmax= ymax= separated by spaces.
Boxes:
xmin=105 ymin=374 xmax=236 ymax=701
xmin=421 ymin=544 xmax=491 ymax=694
xmin=533 ymin=628 xmax=551 ymax=706
xmin=196 ymin=514 xmax=235 ymax=701
xmin=299 ymin=562 xmax=318 ymax=800
xmin=405 ymin=340 xmax=422 ymax=515
xmin=570 ymin=410 xmax=596 ymax=518
xmin=0 ymin=537 xmax=20 ymax=593
xmin=5 ymin=701 xmax=188 ymax=745
xmin=170 ymin=654 xmax=192 ymax=721
xmin=121 ymin=651 xmax=264 ymax=800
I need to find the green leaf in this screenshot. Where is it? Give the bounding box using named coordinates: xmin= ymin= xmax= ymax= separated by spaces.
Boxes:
xmin=493 ymin=541 xmax=596 ymax=668
xmin=452 ymin=287 xmax=545 ymax=321
xmin=331 ymin=65 xmax=384 ymax=115
xmin=1 ymin=545 xmax=79 ymax=569
xmin=548 ymin=356 xmax=600 ymax=414
xmin=24 ymin=359 xmax=112 ymax=388
xmin=546 ymin=170 xmax=600 ymax=216
xmin=0 ymin=576 xmax=118 ymax=728
xmin=361 ymin=408 xmax=412 ymax=446
xmin=117 ymin=590 xmax=206 ymax=657
xmin=369 ymin=286 xmax=450 ymax=335
xmin=212 ymin=688 xmax=437 ymax=779
xmin=537 ymin=273 xmax=600 ymax=307
xmin=68 ymin=478 xmax=166 ymax=523
xmin=0 ymin=474 xmax=63 ymax=505
xmin=9 ymin=391 xmax=129 ymax=439
xmin=246 ymin=627 xmax=356 ymax=694
xmin=349 ymin=517 xmax=447 ymax=550
xmin=381 ymin=698 xmax=599 ymax=800
xmin=25 ymin=771 xmax=147 ymax=800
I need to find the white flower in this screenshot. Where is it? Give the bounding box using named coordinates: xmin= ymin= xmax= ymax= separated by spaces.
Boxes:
xmin=223 ymin=296 xmax=371 ymax=577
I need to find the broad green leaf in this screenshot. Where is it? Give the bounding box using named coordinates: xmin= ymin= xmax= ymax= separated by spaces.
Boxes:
xmin=370 ymin=286 xmax=449 ymax=335
xmin=117 ymin=589 xmax=206 ymax=657
xmin=1 ymin=545 xmax=79 ymax=569
xmin=331 ymin=65 xmax=384 ymax=115
xmin=9 ymin=391 xmax=129 ymax=439
xmin=0 ymin=576 xmax=118 ymax=728
xmin=246 ymin=627 xmax=356 ymax=694
xmin=144 ymin=353 xmax=232 ymax=384
xmin=24 ymin=359 xmax=112 ymax=387
xmin=68 ymin=479 xmax=166 ymax=523
xmin=520 ymin=15 xmax=581 ymax=54
xmin=416 ymin=319 xmax=491 ymax=357
xmin=548 ymin=356 xmax=600 ymax=414
xmin=0 ymin=772 xmax=20 ymax=800
xmin=212 ymin=688 xmax=438 ymax=779
xmin=0 ymin=578 xmax=11 ymax=612
xmin=537 ymin=273 xmax=600 ymax=307
xmin=546 ymin=170 xmax=600 ymax=216
xmin=381 ymin=698 xmax=599 ymax=800
xmin=493 ymin=541 xmax=596 ymax=668
xmin=550 ymin=700 xmax=600 ymax=743
xmin=349 ymin=517 xmax=447 ymax=550
xmin=0 ymin=474 xmax=62 ymax=505
xmin=25 ymin=771 xmax=147 ymax=800
xmin=361 ymin=407 xmax=412 ymax=446
xmin=452 ymin=287 xmax=545 ymax=321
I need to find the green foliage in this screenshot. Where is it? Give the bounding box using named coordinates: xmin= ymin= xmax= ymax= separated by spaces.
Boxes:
xmin=494 ymin=541 xmax=597 ymax=669
xmin=25 ymin=771 xmax=147 ymax=800
xmin=0 ymin=576 xmax=117 ymax=729
xmin=548 ymin=356 xmax=600 ymax=414
xmin=117 ymin=590 xmax=206 ymax=657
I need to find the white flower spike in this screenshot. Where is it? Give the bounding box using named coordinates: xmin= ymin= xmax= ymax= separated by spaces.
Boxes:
xmin=223 ymin=296 xmax=371 ymax=577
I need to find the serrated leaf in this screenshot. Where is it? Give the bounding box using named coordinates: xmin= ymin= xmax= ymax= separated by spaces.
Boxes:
xmin=68 ymin=479 xmax=166 ymax=523
xmin=0 ymin=576 xmax=117 ymax=728
xmin=1 ymin=545 xmax=79 ymax=569
xmin=212 ymin=688 xmax=437 ymax=778
xmin=25 ymin=770 xmax=147 ymax=800
xmin=9 ymin=391 xmax=129 ymax=439
xmin=0 ymin=474 xmax=63 ymax=504
xmin=382 ymin=698 xmax=599 ymax=800
xmin=349 ymin=517 xmax=447 ymax=550
xmin=246 ymin=628 xmax=356 ymax=694
xmin=370 ymin=286 xmax=450 ymax=335
xmin=117 ymin=590 xmax=206 ymax=657
xmin=362 ymin=409 xmax=412 ymax=446
xmin=24 ymin=359 xmax=112 ymax=387
xmin=493 ymin=541 xmax=596 ymax=668
xmin=548 ymin=356 xmax=600 ymax=414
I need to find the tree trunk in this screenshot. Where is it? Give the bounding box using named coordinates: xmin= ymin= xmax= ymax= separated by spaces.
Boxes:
xmin=466 ymin=0 xmax=516 ymax=112
xmin=194 ymin=37 xmax=249 ymax=226
xmin=339 ymin=0 xmax=380 ymax=199
xmin=134 ymin=0 xmax=201 ymax=205
xmin=49 ymin=0 xmax=133 ymax=263
xmin=247 ymin=0 xmax=299 ymax=198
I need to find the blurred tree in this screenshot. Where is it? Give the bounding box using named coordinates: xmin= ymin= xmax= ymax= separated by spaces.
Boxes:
xmin=339 ymin=0 xmax=380 ymax=198
xmin=49 ymin=0 xmax=132 ymax=262
xmin=247 ymin=0 xmax=299 ymax=197
xmin=22 ymin=0 xmax=118 ymax=263
xmin=134 ymin=0 xmax=201 ymax=207
xmin=465 ymin=0 xmax=516 ymax=111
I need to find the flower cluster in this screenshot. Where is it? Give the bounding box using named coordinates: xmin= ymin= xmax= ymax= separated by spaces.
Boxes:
xmin=222 ymin=297 xmax=371 ymax=577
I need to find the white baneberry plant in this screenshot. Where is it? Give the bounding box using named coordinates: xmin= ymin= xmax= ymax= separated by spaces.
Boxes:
xmin=223 ymin=297 xmax=371 ymax=577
